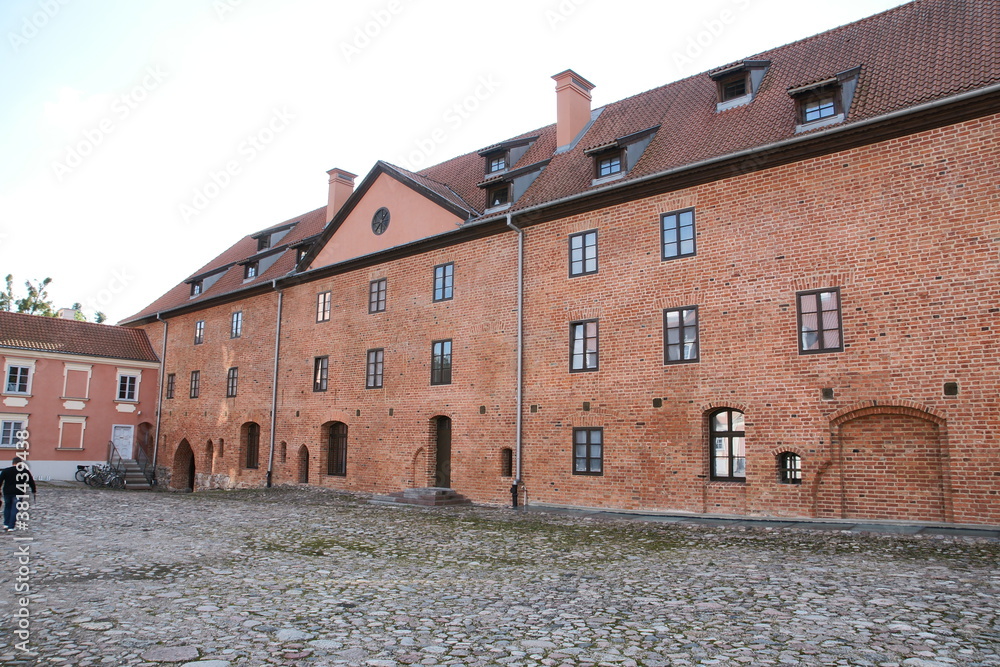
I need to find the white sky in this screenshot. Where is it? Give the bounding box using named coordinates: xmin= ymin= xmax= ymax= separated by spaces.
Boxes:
xmin=0 ymin=0 xmax=909 ymax=324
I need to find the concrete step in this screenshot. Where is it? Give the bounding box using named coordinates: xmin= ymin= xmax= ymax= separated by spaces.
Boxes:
xmin=370 ymin=487 xmax=472 ymax=507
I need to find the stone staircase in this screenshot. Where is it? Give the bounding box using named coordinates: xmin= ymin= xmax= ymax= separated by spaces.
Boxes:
xmin=121 ymin=459 xmax=153 ymax=490
xmin=370 ymin=487 xmax=472 ymax=507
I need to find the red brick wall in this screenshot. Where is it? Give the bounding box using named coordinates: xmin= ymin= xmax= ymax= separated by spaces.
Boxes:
xmin=271 ymin=233 xmax=519 ymax=504
xmin=518 ymin=113 xmax=1000 ymax=524
xmin=143 ymin=112 xmax=1000 ymax=524
xmin=148 ymin=292 xmax=278 ymax=489
xmin=817 ymin=409 xmax=947 ymax=522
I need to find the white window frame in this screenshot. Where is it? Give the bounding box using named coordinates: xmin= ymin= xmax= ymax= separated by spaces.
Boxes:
xmin=116 ymin=368 xmax=142 ymax=402
xmin=57 ymin=415 xmax=87 ymax=450
xmin=3 ymin=358 xmax=35 ymax=396
xmin=0 ymin=414 xmax=29 ymax=448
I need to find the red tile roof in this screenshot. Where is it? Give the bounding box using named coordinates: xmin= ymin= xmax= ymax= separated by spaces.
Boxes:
xmin=0 ymin=311 xmax=159 ymax=362
xmin=124 ymin=206 xmax=328 ymax=322
xmin=124 ymin=0 xmax=999 ymax=325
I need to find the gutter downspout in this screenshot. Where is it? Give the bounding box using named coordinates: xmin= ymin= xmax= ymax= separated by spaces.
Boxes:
xmin=152 ymin=314 xmax=167 ymax=485
xmin=506 ymin=213 xmax=525 ymax=508
xmin=266 ymin=282 xmax=283 ymax=488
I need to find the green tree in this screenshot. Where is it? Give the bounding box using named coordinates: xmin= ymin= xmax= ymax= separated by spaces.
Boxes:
xmin=15 ymin=277 xmax=56 ymax=316
xmin=0 ymin=274 xmax=13 ymax=312
xmin=0 ymin=277 xmax=106 ymax=322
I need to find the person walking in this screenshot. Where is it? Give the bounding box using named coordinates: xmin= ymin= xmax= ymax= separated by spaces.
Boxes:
xmin=1 ymin=456 xmax=36 ymax=532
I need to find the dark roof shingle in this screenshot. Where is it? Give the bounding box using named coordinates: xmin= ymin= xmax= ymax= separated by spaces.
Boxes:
xmin=0 ymin=311 xmax=159 ymax=362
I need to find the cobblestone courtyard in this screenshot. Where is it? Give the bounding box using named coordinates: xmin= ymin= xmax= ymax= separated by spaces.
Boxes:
xmin=1 ymin=486 xmax=998 ymax=666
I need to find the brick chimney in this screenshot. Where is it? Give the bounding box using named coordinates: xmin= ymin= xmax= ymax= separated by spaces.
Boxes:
xmin=552 ymin=69 xmax=595 ymax=149
xmin=326 ymin=168 xmax=357 ymax=222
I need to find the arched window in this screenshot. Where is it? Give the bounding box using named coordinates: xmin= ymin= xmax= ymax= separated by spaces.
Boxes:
xmin=710 ymin=409 xmax=745 ymax=481
xmin=325 ymin=422 xmax=347 ymax=476
xmin=242 ymin=423 xmax=260 ymax=469
xmin=500 ymin=448 xmax=513 ymax=478
xmin=778 ymin=452 xmax=802 ymax=484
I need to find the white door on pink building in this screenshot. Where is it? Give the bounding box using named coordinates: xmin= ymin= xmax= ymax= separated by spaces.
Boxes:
xmin=111 ymin=425 xmax=134 ymax=460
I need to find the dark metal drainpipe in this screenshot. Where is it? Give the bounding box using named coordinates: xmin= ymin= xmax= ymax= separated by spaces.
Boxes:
xmin=506 ymin=214 xmax=524 ymax=508
xmin=152 ymin=314 xmax=168 ymax=485
xmin=265 ymin=285 xmax=283 ymax=488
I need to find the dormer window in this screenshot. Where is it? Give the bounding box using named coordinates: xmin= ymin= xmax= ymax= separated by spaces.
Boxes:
xmin=487 ymin=153 xmax=507 ymax=174
xmin=478 ymin=136 xmax=538 ymax=177
xmin=789 ymin=67 xmax=861 ymax=133
xmin=800 ymin=88 xmax=838 ymax=123
xmin=257 ymin=235 xmax=270 ymax=251
xmin=487 ymin=183 xmax=510 ymax=208
xmin=584 ymin=126 xmax=658 ymax=186
xmin=190 ymin=281 xmax=203 ymax=296
xmin=710 ymin=60 xmax=770 ymax=112
xmin=244 ymin=262 xmax=258 ymax=280
xmin=595 ymin=150 xmax=623 ymax=179
xmin=297 ymin=246 xmax=309 ymax=262
xmin=719 ymin=73 xmax=748 ymax=102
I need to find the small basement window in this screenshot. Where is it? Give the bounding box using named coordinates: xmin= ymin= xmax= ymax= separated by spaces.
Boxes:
xmin=778 ymin=452 xmax=802 ymax=484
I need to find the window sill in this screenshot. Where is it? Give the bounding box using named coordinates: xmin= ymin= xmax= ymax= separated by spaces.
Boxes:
xmin=591 ymin=173 xmax=623 ymax=187
xmin=1 ymin=393 xmax=32 ymax=398
xmin=716 ymin=93 xmax=753 ymax=112
xmin=485 ymin=203 xmax=511 ymax=213
xmin=60 ymin=396 xmax=89 ymax=401
xmin=56 ymin=447 xmax=84 ymax=451
xmin=795 ymin=113 xmax=844 ymax=134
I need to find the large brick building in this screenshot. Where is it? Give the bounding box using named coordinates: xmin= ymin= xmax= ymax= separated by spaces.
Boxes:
xmin=124 ymin=0 xmax=1000 ymax=524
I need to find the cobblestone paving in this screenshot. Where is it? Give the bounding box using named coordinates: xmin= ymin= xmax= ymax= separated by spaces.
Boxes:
xmin=0 ymin=486 xmax=998 ymax=666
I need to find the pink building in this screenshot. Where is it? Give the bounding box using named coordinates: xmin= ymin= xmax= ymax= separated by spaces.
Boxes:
xmin=0 ymin=312 xmax=160 ymax=480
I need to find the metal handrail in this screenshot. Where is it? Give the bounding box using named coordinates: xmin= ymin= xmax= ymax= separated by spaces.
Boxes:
xmin=107 ymin=441 xmax=125 ymax=474
xmin=135 ymin=445 xmax=155 ymax=485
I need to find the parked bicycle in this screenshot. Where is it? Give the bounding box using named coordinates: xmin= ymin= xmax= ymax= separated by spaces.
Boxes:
xmin=80 ymin=464 xmax=125 ymax=489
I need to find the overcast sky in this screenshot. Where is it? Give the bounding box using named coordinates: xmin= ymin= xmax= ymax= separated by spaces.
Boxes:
xmin=0 ymin=0 xmax=909 ymax=324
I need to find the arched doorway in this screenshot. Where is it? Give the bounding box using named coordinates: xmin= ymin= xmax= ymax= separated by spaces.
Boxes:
xmin=822 ymin=405 xmax=950 ymax=522
xmin=433 ymin=416 xmax=452 ymax=488
xmin=172 ymin=439 xmax=195 ymax=492
xmin=137 ymin=422 xmax=154 ymax=460
xmin=297 ymin=445 xmax=309 ymax=484
xmin=241 ymin=423 xmax=260 ymax=470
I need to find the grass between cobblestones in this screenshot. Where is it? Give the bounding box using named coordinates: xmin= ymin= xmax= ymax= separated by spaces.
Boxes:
xmin=0 ymin=485 xmax=997 ymax=666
